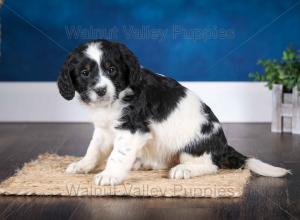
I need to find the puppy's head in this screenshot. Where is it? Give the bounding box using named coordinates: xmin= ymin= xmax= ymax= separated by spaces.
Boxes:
xmin=57 ymin=40 xmax=141 ymax=105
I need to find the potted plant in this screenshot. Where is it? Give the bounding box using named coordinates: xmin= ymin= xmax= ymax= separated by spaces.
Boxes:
xmin=249 ymin=47 xmax=300 ymax=134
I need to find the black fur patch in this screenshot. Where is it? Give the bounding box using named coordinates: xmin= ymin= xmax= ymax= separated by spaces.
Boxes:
xmin=183 ymin=127 xmax=227 ymax=157
xmin=202 ymin=103 xmax=219 ymax=122
xmin=117 ymin=68 xmax=186 ymax=133
xmin=212 ymin=145 xmax=247 ymax=169
xmin=201 ymin=123 xmax=214 ymax=134
xmin=183 ymin=105 xmax=247 ymax=169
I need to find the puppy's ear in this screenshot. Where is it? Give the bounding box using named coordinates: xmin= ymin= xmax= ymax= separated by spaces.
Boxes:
xmin=117 ymin=43 xmax=141 ymax=86
xmin=57 ymin=55 xmax=75 ymax=100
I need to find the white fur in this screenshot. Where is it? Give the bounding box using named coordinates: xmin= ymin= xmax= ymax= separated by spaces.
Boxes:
xmin=95 ymin=130 xmax=152 ymax=185
xmin=137 ymin=90 xmax=220 ymax=169
xmin=84 ymin=42 xmax=102 ymax=66
xmin=169 ymin=153 xmax=218 ymax=179
xmin=84 ymin=42 xmax=116 ymax=105
xmin=155 ymin=72 xmax=166 ymax=77
xmin=246 ymin=158 xmax=291 ymax=177
xmin=66 ymin=127 xmax=113 ymax=174
xmin=151 ymin=90 xmax=203 ymax=153
xmin=67 ymin=90 xmax=129 ymax=176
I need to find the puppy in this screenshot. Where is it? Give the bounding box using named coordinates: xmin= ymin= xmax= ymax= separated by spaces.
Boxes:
xmin=57 ymin=39 xmax=290 ymax=186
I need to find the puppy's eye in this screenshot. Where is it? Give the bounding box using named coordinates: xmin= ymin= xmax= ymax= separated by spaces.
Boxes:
xmin=81 ymin=69 xmax=89 ymax=77
xmin=108 ymin=66 xmax=116 ymax=74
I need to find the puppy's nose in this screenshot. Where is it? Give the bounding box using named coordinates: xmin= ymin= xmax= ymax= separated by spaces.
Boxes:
xmin=95 ymin=86 xmax=107 ymax=97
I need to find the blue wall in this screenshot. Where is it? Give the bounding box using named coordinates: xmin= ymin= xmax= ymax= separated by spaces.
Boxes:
xmin=1 ymin=0 xmax=300 ymax=81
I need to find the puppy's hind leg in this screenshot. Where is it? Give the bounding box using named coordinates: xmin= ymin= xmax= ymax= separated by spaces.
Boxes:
xmin=169 ymin=152 xmax=218 ymax=179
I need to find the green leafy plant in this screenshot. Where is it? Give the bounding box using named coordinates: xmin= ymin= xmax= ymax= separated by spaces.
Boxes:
xmin=249 ymin=47 xmax=300 ymax=92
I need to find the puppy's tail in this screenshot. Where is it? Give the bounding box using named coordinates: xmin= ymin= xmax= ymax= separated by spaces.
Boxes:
xmin=222 ymin=145 xmax=291 ymax=177
xmin=245 ymin=157 xmax=291 ymax=177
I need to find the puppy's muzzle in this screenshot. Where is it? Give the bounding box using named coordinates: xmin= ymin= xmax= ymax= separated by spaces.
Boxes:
xmin=95 ymin=86 xmax=107 ymax=97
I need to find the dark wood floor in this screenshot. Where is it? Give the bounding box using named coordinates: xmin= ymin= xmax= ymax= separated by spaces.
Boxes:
xmin=0 ymin=123 xmax=299 ymax=220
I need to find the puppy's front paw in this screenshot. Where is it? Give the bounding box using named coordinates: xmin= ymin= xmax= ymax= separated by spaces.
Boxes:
xmin=94 ymin=171 xmax=123 ymax=186
xmin=66 ymin=160 xmax=94 ymax=174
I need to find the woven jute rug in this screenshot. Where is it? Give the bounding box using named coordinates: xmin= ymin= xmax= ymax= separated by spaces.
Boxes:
xmin=0 ymin=153 xmax=250 ymax=198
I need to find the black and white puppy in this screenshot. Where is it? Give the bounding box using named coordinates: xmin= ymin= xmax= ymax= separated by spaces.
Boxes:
xmin=57 ymin=39 xmax=290 ymax=186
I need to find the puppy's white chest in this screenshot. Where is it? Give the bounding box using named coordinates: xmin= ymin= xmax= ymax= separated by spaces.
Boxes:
xmin=88 ymin=103 xmax=123 ymax=129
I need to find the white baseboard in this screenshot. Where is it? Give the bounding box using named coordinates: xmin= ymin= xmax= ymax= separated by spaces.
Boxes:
xmin=0 ymin=82 xmax=272 ymax=122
